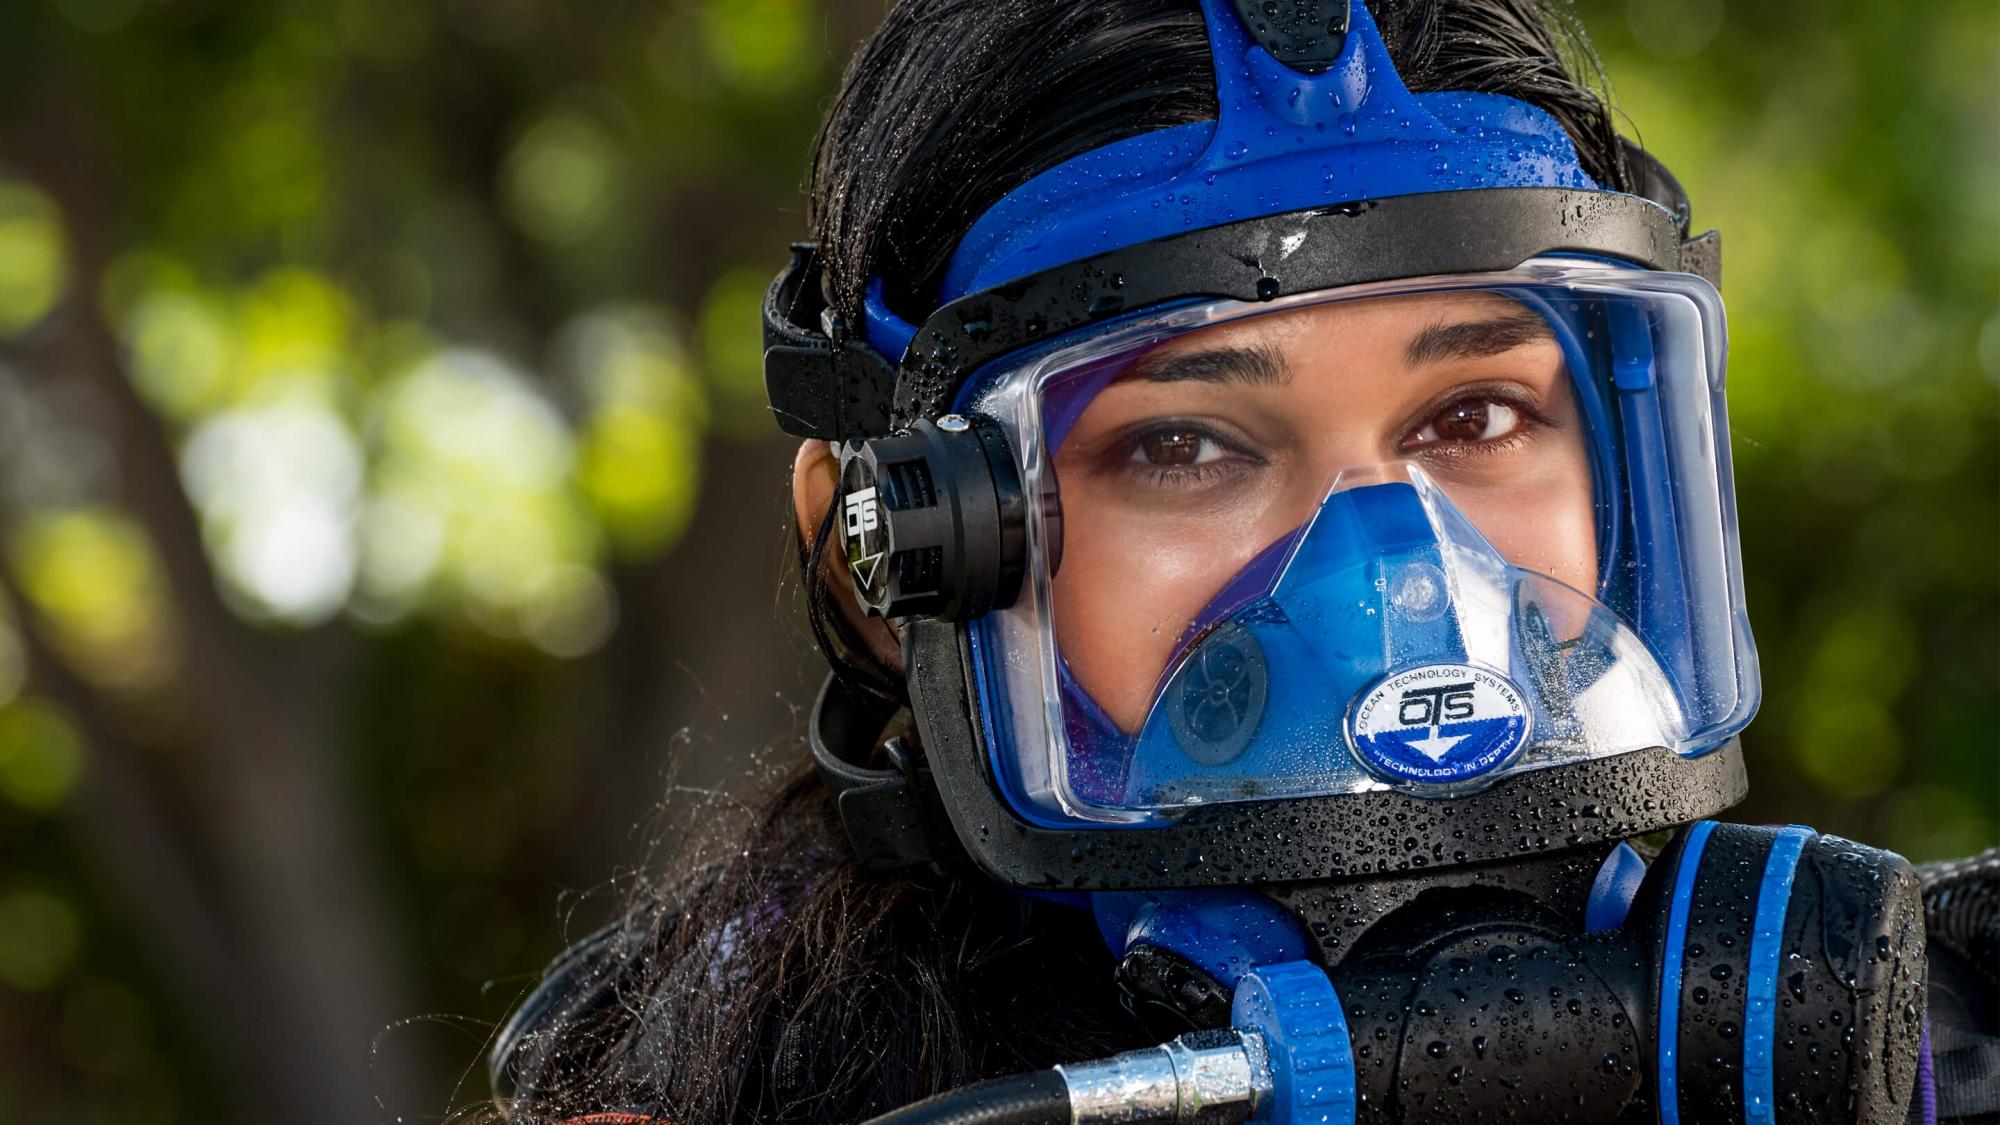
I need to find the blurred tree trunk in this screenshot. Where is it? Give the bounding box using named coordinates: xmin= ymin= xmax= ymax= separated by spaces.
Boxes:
xmin=1 ymin=88 xmax=428 ymax=1125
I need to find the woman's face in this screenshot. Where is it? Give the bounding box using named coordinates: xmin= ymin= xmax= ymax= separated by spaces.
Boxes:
xmin=1050 ymin=290 xmax=1598 ymax=731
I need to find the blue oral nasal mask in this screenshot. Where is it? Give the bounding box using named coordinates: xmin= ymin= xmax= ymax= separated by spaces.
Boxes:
xmin=765 ymin=2 xmax=1930 ymax=1122
xmin=1120 ymin=465 xmax=1680 ymax=808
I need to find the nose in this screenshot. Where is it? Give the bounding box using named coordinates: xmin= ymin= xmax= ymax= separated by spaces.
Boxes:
xmin=1269 ymin=469 xmax=1474 ymax=682
xmin=1274 ymin=433 xmax=1417 ymax=537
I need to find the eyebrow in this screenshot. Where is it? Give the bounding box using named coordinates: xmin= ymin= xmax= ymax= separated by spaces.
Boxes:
xmin=1119 ymin=343 xmax=1291 ymax=387
xmin=1403 ymin=311 xmax=1555 ymax=368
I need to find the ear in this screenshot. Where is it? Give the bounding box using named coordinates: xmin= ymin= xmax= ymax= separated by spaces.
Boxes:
xmin=792 ymin=440 xmax=904 ymax=673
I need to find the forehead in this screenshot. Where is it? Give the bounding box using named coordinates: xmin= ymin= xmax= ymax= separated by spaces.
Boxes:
xmin=1139 ymin=289 xmax=1540 ymax=362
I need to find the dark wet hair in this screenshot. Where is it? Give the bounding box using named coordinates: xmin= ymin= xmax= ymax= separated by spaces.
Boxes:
xmin=487 ymin=2 xmax=1632 ymax=1120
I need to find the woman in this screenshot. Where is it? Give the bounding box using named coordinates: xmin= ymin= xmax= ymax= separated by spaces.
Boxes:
xmin=489 ymin=1 xmax=1995 ymax=1122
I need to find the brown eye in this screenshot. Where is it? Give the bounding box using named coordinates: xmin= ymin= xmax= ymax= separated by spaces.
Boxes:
xmin=1106 ymin=420 xmax=1261 ymax=490
xmin=1436 ymin=400 xmax=1491 ymax=442
xmin=1404 ymin=396 xmax=1524 ymax=450
xmin=1136 ymin=427 xmax=1211 ymax=466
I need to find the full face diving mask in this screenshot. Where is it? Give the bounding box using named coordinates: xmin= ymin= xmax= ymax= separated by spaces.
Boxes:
xmin=763 ymin=2 xmax=1928 ymax=1122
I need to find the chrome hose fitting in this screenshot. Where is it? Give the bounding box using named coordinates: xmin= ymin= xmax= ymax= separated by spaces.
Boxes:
xmin=1055 ymin=1027 xmax=1272 ymax=1124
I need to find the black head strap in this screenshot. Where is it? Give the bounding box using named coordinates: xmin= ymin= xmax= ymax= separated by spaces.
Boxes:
xmin=1231 ymin=0 xmax=1350 ymax=73
xmin=763 ymin=242 xmax=898 ymax=441
xmin=1621 ymin=137 xmax=1721 ymax=287
xmin=808 ymin=674 xmax=964 ymax=872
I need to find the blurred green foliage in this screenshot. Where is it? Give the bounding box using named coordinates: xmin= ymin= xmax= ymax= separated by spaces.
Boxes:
xmin=0 ymin=0 xmax=1990 ymax=1121
xmin=1584 ymin=0 xmax=1999 ymax=858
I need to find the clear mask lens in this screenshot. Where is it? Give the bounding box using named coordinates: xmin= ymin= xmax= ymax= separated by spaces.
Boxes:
xmin=960 ymin=261 xmax=1755 ymax=826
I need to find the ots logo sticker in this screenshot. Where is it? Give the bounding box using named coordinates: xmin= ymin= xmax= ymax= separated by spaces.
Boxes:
xmin=842 ymin=486 xmax=885 ymax=592
xmin=1347 ymin=664 xmax=1530 ymax=784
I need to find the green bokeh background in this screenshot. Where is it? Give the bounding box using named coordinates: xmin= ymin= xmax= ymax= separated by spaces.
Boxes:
xmin=0 ymin=0 xmax=1991 ymax=1120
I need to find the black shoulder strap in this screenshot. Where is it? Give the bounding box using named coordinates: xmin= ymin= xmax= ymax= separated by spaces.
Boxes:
xmin=489 ymin=921 xmax=626 ymax=1106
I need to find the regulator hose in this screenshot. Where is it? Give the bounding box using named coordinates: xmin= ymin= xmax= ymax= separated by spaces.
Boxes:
xmin=859 ymin=1026 xmax=1270 ymax=1124
xmin=857 ymin=1070 xmax=1070 ymax=1125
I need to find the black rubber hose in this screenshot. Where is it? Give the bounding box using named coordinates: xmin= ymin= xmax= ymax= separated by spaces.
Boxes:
xmin=857 ymin=1069 xmax=1070 ymax=1125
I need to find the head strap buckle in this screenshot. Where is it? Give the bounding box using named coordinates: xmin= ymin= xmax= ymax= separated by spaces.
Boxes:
xmin=808 ymin=674 xmax=964 ymax=872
